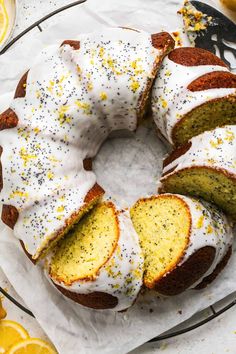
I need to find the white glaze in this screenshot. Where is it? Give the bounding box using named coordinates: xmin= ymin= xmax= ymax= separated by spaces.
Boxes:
xmin=161 ymin=125 xmax=236 ymax=178
xmin=0 ymin=28 xmax=161 ymax=259
xmin=175 ymin=195 xmax=233 ymax=288
xmin=152 ymin=56 xmax=236 ymax=144
xmin=46 ymin=209 xmax=144 ymax=311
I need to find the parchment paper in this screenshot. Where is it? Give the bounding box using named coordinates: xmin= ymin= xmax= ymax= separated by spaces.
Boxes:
xmin=0 ymin=1 xmax=235 ymax=353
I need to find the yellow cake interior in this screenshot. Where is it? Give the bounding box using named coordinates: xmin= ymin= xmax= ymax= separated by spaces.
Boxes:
xmin=173 ymin=96 xmax=236 ymax=145
xmin=130 ymin=195 xmax=191 ymax=289
xmin=48 ymin=202 xmax=119 ymax=285
xmin=161 ymin=168 xmax=236 ymax=220
xmin=36 ymin=191 xmax=103 ymax=261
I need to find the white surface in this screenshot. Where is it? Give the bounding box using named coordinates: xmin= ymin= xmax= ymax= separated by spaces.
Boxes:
xmin=0 ymin=0 xmax=236 ymax=354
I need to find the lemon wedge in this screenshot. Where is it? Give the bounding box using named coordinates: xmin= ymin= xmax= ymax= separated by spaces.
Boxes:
xmin=0 ymin=0 xmax=9 ymax=44
xmin=0 ymin=298 xmax=6 ymax=320
xmin=6 ymin=338 xmax=57 ymax=354
xmin=0 ymin=320 xmax=29 ymax=353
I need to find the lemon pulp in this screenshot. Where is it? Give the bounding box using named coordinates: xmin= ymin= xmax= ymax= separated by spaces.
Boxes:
xmin=0 ymin=320 xmax=29 ymax=353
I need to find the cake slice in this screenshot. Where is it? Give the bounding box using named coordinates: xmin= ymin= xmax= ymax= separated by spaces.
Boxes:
xmin=159 ymin=125 xmax=236 ymax=221
xmin=152 ymin=47 xmax=236 ymax=146
xmin=130 ymin=194 xmax=233 ymax=295
xmin=46 ymin=202 xmax=144 ymax=310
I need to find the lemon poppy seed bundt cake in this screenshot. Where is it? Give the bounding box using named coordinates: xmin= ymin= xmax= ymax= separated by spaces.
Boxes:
xmin=46 ymin=202 xmax=144 ymax=310
xmin=152 ymin=47 xmax=236 ymax=146
xmin=0 ymin=23 xmax=235 ymax=311
xmin=130 ymin=194 xmax=233 ymax=295
xmin=0 ymin=28 xmax=174 ymax=261
xmin=159 ymin=125 xmax=236 ymax=221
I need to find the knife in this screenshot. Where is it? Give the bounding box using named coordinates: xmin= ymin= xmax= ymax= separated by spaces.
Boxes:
xmin=188 ymin=1 xmax=236 ymax=69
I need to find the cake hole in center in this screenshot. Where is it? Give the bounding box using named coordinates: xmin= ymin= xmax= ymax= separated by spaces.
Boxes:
xmin=93 ymin=121 xmax=168 ymax=206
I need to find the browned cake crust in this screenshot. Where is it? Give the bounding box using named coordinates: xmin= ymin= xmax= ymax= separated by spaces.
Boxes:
xmin=0 ymin=108 xmax=18 ymax=130
xmin=161 ymin=142 xmax=192 ymax=178
xmin=54 ymin=283 xmax=118 ymax=309
xmin=151 ymin=32 xmax=175 ymax=51
xmin=153 ymin=246 xmax=216 ymax=296
xmin=0 ymin=71 xmax=29 ymax=131
xmin=1 ymin=205 xmax=19 ymax=229
xmin=0 ymin=147 xmax=2 ymax=191
xmin=84 ymin=183 xmax=104 ymax=203
xmin=60 ymin=40 xmax=80 ymax=50
xmin=195 ymin=246 xmax=232 ymax=290
xmin=14 ymin=71 xmax=28 ymax=98
xmin=163 ymin=142 xmax=192 ymax=169
xmin=168 ymin=47 xmax=227 ymax=67
xmin=83 ymin=158 xmax=93 ymax=171
xmin=187 ymin=71 xmax=236 ymax=91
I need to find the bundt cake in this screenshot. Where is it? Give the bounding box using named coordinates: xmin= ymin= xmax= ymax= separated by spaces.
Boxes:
xmin=159 ymin=125 xmax=236 ymax=220
xmin=45 ymin=202 xmax=144 ymax=311
xmin=130 ymin=194 xmax=233 ymax=295
xmin=0 ymin=28 xmax=174 ymax=261
xmin=151 ymin=47 xmax=236 ymax=146
xmin=0 ymin=22 xmax=235 ymax=311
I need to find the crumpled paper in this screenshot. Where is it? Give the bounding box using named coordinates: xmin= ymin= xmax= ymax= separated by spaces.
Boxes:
xmin=0 ymin=1 xmax=235 ymax=353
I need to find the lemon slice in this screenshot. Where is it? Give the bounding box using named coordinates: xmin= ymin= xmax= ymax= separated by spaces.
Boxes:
xmin=0 ymin=320 xmax=29 ymax=353
xmin=0 ymin=0 xmax=9 ymax=44
xmin=7 ymin=338 xmax=57 ymax=354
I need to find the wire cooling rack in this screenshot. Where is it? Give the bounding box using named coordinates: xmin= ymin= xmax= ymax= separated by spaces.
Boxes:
xmin=0 ymin=0 xmax=236 ymax=343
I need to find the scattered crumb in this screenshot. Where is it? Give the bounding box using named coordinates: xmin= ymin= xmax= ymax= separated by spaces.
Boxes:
xmin=178 ymin=0 xmax=213 ymax=45
xmin=172 ymin=31 xmax=183 ymax=47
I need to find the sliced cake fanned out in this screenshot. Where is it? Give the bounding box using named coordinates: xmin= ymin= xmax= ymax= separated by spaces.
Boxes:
xmin=130 ymin=194 xmax=233 ymax=295
xmin=45 ymin=202 xmax=144 ymax=311
xmin=159 ymin=125 xmax=236 ymax=221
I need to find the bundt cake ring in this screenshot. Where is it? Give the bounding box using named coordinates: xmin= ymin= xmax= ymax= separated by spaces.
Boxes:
xmin=0 ymin=27 xmax=235 ymax=311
